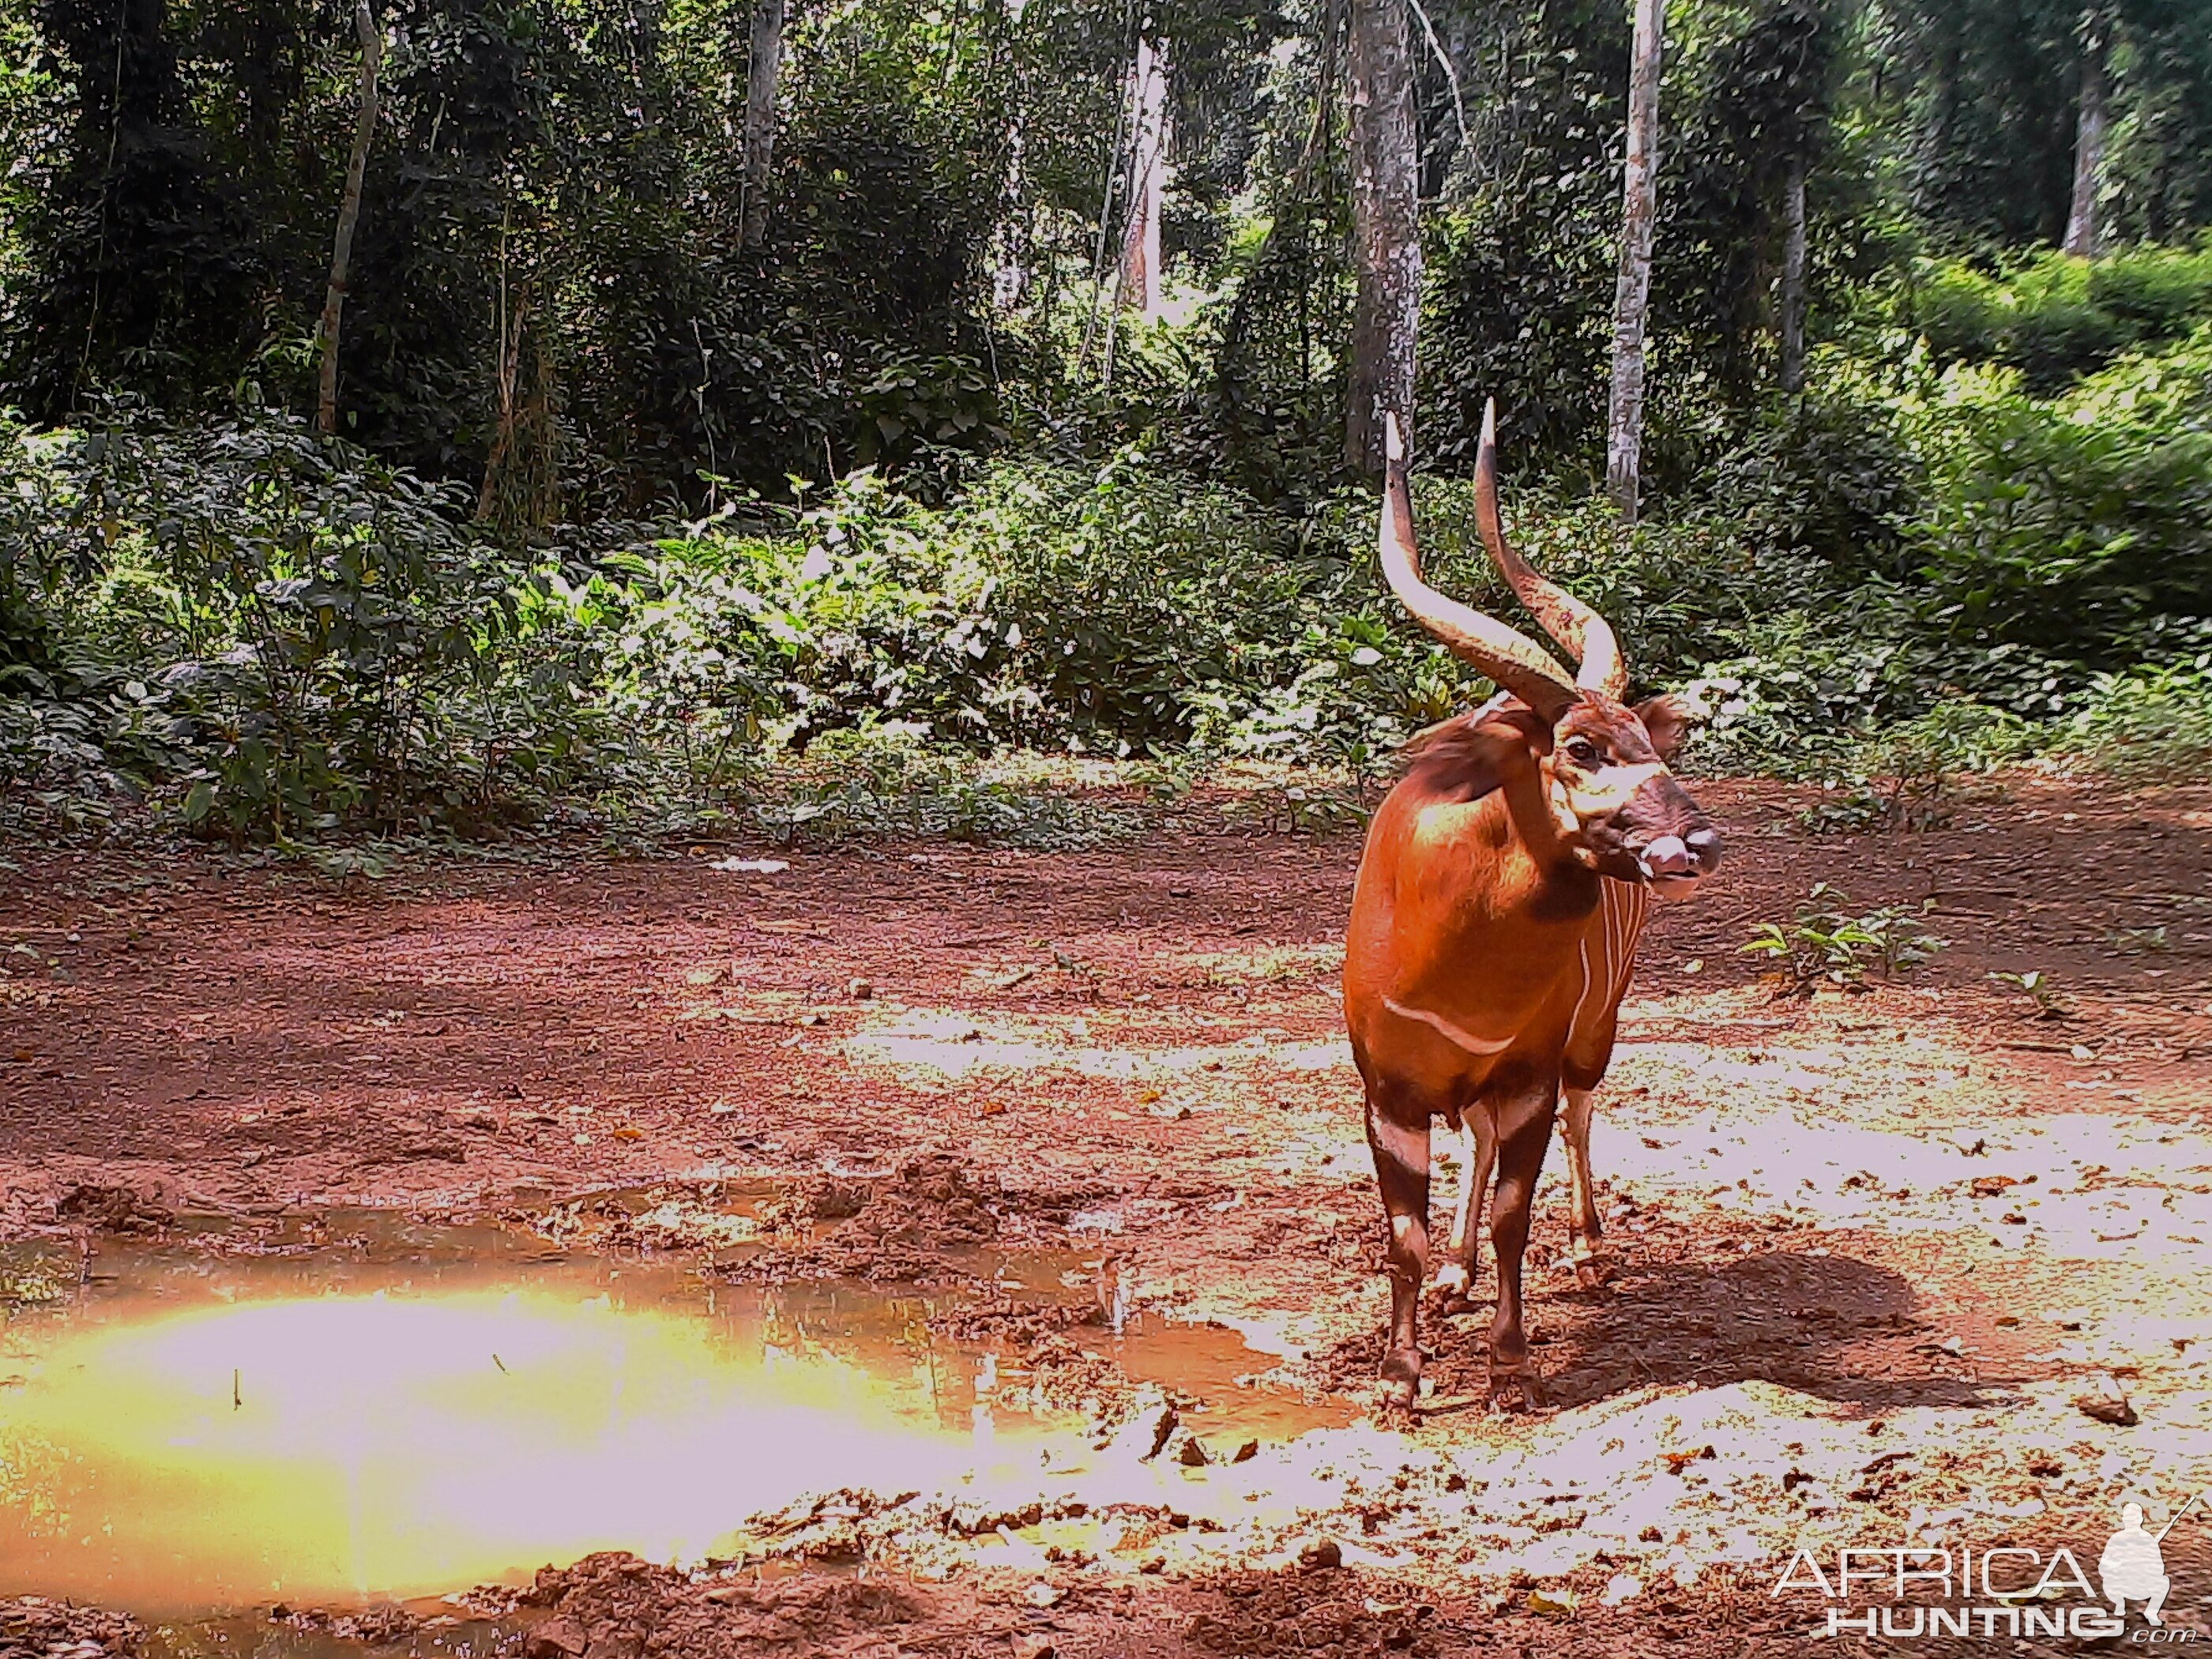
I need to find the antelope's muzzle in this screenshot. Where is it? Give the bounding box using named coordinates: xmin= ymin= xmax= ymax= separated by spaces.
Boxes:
xmin=1627 ymin=783 xmax=1721 ymax=898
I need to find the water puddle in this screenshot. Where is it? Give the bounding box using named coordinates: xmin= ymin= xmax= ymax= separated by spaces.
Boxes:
xmin=0 ymin=1209 xmax=1337 ymax=1623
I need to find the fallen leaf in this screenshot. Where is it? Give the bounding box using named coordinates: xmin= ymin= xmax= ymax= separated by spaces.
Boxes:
xmin=2075 ymin=1393 xmax=2138 ymax=1426
xmin=1297 ymin=1537 xmax=1342 ymax=1571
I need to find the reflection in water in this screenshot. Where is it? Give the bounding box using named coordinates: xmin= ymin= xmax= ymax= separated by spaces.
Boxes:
xmin=0 ymin=1214 xmax=1330 ymax=1618
xmin=6 ymin=1289 xmax=996 ymax=1610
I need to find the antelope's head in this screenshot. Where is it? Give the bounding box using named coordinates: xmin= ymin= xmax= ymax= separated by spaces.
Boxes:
xmin=1378 ymin=404 xmax=1721 ymax=899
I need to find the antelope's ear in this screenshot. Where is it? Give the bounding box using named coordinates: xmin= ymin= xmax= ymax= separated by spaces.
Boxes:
xmin=1635 ymin=694 xmax=1701 ymax=762
xmin=1401 ymin=704 xmax=1550 ymax=803
xmin=1475 ymin=701 xmax=1555 ymax=754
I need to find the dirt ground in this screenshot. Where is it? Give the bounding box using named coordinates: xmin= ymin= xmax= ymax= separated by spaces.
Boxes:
xmin=4 ymin=773 xmax=2211 ymax=1656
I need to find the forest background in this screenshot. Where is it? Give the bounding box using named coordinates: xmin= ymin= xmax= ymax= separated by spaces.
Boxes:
xmin=1 ymin=0 xmax=2207 ymax=850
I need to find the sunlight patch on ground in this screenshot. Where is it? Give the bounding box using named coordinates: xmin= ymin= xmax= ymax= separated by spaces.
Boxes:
xmin=1587 ymin=1088 xmax=2212 ymax=1258
xmin=0 ymin=1220 xmax=1349 ymax=1620
xmin=845 ymin=1010 xmax=1349 ymax=1082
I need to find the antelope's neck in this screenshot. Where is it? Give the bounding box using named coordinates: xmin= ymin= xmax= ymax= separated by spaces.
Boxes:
xmin=1498 ymin=766 xmax=1600 ymax=920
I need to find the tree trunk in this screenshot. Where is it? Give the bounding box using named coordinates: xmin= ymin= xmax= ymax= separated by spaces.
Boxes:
xmin=480 ymin=252 xmax=562 ymax=537
xmin=1117 ymin=32 xmax=1170 ymax=316
xmin=1291 ymin=0 xmax=1345 ymax=199
xmin=1345 ymin=0 xmax=1420 ymax=476
xmin=2062 ymin=36 xmax=2107 ymax=258
xmin=314 ymin=0 xmax=382 ymax=438
xmin=1605 ymin=0 xmax=1664 ymax=519
xmin=741 ymin=0 xmax=785 ymax=247
xmin=1779 ymin=153 xmax=1808 ymax=395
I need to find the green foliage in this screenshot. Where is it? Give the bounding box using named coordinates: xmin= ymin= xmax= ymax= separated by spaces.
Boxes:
xmin=1 ymin=408 xmax=607 ymax=839
xmin=731 ymin=728 xmax=1139 ymax=849
xmin=576 ymin=454 xmax=1475 ymax=766
xmin=10 ymin=344 xmax=2210 ymax=848
xmin=8 ymin=0 xmax=2212 ymax=848
xmin=1988 ymin=968 xmax=2071 ymax=1018
xmin=0 ymin=413 xmax=1497 ymax=841
xmin=1795 ymin=702 xmax=2033 ymax=833
xmin=1742 ymin=882 xmax=1947 ymax=991
xmin=0 ymin=0 xmax=261 ymax=412
xmin=1909 ymin=329 xmax=2212 ymax=662
xmin=1676 ymin=323 xmax=2211 ymax=779
xmin=2107 ymin=924 xmax=2169 ymax=955
xmin=2056 ymin=657 xmax=2212 ymax=781
xmin=1872 ymin=0 xmax=2081 ymax=250
xmin=1914 ymin=243 xmax=2212 ymax=390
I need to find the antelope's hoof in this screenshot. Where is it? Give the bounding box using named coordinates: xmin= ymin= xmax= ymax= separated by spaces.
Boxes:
xmin=1432 ymin=1263 xmax=1477 ymax=1312
xmin=1487 ymin=1368 xmax=1537 ymax=1414
xmin=1379 ymin=1347 xmax=1421 ymax=1413
xmin=1572 ymin=1254 xmax=1608 ymax=1292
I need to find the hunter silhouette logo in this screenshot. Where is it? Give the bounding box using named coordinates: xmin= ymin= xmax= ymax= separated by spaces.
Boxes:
xmin=2101 ymin=1495 xmax=2201 ymax=1627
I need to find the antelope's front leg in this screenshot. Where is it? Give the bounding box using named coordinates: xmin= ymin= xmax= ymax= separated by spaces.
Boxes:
xmin=1364 ymin=1093 xmax=1431 ymax=1411
xmin=1561 ymin=1085 xmax=1606 ymax=1288
xmin=1435 ymin=1111 xmax=1492 ymax=1306
xmin=1485 ymin=1078 xmax=1559 ymax=1411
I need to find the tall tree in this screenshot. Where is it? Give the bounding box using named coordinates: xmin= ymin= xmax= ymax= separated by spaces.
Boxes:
xmin=315 ymin=0 xmax=382 ymax=437
xmin=1345 ymin=0 xmax=1419 ymax=475
xmin=1119 ymin=28 xmax=1171 ymax=316
xmin=741 ymin=0 xmax=785 ymax=246
xmin=1605 ymin=0 xmax=1664 ymax=518
xmin=2062 ymin=17 xmax=2109 ymax=255
xmin=1778 ymin=153 xmax=1808 ymax=393
xmin=4 ymin=0 xmax=255 ymax=413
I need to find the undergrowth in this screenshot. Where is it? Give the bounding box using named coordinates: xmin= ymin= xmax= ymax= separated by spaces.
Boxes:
xmin=5 ymin=310 xmax=2211 ymax=850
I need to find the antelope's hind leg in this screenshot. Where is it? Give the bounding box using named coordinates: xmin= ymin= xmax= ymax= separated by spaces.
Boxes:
xmin=1434 ymin=1108 xmax=1492 ymax=1308
xmin=1363 ymin=1085 xmax=1435 ymax=1411
xmin=1561 ymin=1085 xmax=1607 ymax=1289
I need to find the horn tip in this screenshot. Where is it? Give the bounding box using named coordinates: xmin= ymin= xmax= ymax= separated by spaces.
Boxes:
xmin=1480 ymin=398 xmax=1496 ymax=450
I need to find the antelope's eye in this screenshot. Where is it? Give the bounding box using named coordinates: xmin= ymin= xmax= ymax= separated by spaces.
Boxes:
xmin=1564 ymin=739 xmax=1602 ymax=769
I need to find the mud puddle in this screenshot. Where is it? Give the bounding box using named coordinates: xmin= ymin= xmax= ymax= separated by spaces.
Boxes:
xmin=138 ymin=1608 xmax=522 ymax=1659
xmin=0 ymin=1206 xmax=1341 ymax=1630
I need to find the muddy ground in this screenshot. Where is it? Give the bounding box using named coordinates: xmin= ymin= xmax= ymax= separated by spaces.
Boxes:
xmin=4 ymin=773 xmax=2210 ymax=1655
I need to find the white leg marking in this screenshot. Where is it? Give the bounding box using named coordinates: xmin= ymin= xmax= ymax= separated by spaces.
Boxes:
xmin=1368 ymin=1111 xmax=1431 ymax=1175
xmin=1439 ymin=1114 xmax=1493 ymax=1296
xmin=1563 ymin=1086 xmax=1598 ymax=1239
xmin=1444 ymin=1117 xmax=1481 ymax=1257
xmin=1473 ymin=1120 xmax=1495 ymax=1240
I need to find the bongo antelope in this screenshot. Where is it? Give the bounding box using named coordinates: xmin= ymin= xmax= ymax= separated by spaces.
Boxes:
xmin=1342 ymin=404 xmax=1720 ymax=1409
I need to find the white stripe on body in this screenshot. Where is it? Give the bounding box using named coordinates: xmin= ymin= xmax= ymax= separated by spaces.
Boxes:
xmin=1559 ymin=878 xmax=1651 ymax=1273
xmin=1383 ymin=997 xmax=1514 ymax=1055
xmin=1570 ymin=878 xmax=1650 ymax=1054
xmin=1392 ymin=879 xmax=1650 ymax=1063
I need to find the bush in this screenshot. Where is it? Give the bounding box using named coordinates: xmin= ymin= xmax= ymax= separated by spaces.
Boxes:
xmin=1743 ymin=882 xmax=1947 ymax=991
xmin=582 ymin=455 xmax=1489 ymax=769
xmin=5 ymin=360 xmax=2207 ymax=849
xmin=1 ymin=408 xmax=609 ymax=839
xmin=1907 ymin=333 xmax=2212 ymax=666
xmin=731 ymin=726 xmax=1140 ymax=848
xmin=2058 ymin=657 xmax=2212 ymax=781
xmin=1913 ymin=242 xmax=2212 ymax=392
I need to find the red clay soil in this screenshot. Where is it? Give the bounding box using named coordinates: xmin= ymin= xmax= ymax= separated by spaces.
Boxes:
xmin=3 ymin=773 xmax=2210 ymax=1656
